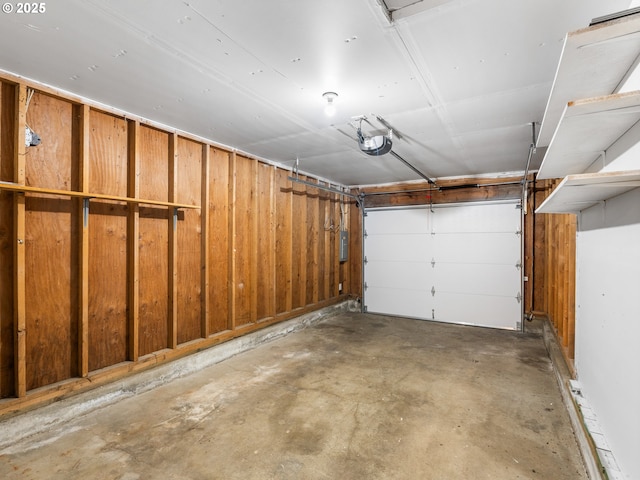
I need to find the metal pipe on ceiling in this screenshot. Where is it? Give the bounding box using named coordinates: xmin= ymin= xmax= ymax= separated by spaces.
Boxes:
xmin=287 ymin=176 xmax=359 ymax=200
xmin=389 ymin=150 xmax=437 ymax=186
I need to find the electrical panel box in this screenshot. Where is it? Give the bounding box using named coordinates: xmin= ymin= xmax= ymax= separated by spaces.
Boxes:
xmin=339 ymin=230 xmax=348 ymax=262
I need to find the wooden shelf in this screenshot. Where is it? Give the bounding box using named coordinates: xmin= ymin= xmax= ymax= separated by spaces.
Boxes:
xmin=537 ymin=12 xmax=640 ymax=148
xmin=0 ymin=182 xmax=200 ymax=209
xmin=535 ymin=170 xmax=640 ymax=214
xmin=536 ymin=91 xmax=640 ymax=180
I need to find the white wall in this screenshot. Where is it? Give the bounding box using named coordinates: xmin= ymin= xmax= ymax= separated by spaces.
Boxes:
xmin=575 ymin=187 xmax=640 ymax=480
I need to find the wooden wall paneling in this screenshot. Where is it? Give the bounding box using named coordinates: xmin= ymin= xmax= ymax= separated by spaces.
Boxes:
xmin=14 ymin=84 xmax=26 ymax=396
xmin=209 ymin=148 xmax=230 ymax=333
xmin=228 ymin=152 xmax=237 ymax=328
xmin=77 ymin=105 xmax=90 ymax=378
xmin=567 ymin=216 xmax=576 ymax=358
xmin=88 ymin=110 xmax=128 ymax=371
xmin=137 ymin=126 xmax=169 ymax=356
xmin=250 ymin=159 xmax=259 ymax=324
xmin=331 ymin=193 xmax=340 ymax=296
xmin=323 ymin=188 xmax=332 ymax=301
xmin=201 ymin=145 xmax=210 ymax=338
xmin=0 ymin=81 xmax=16 ymax=397
xmin=176 ymin=136 xmax=202 ymax=345
xmin=168 ymin=134 xmax=178 ymax=349
xmin=127 ymin=120 xmax=140 ymax=362
xmin=291 ymin=176 xmax=306 ymax=309
xmin=349 ymin=199 xmax=362 ymax=298
xmin=233 ymin=155 xmax=254 ymax=327
xmin=305 ymin=179 xmax=319 ymax=304
xmin=275 ymin=168 xmax=292 ymax=314
xmin=316 ymin=187 xmax=327 ymax=301
xmin=339 ymin=198 xmax=350 ymax=295
xmin=256 ymin=163 xmax=275 ymax=321
xmin=24 ymin=91 xmax=78 ymax=390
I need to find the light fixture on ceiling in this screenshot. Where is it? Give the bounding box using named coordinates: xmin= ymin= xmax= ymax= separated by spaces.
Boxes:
xmin=322 ymin=91 xmax=338 ymax=116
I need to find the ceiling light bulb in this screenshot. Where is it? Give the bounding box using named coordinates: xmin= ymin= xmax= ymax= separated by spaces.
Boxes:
xmin=322 ymin=91 xmax=338 ymax=117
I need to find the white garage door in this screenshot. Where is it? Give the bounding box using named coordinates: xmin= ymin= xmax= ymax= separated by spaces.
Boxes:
xmin=363 ymin=202 xmax=522 ymax=330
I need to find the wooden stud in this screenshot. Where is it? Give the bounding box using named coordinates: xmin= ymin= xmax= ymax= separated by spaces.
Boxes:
xmin=77 ymin=104 xmax=90 ymax=378
xmin=201 ymin=145 xmax=210 ymax=338
xmin=127 ymin=120 xmax=140 ymax=362
xmin=168 ymin=133 xmax=178 ymax=349
xmin=250 ymin=160 xmax=259 ymax=323
xmin=13 ymin=83 xmax=27 ymax=398
xmin=228 ymin=152 xmax=237 ymax=328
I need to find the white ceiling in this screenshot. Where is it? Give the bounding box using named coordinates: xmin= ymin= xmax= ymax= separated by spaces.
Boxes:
xmin=0 ymin=0 xmax=632 ymax=186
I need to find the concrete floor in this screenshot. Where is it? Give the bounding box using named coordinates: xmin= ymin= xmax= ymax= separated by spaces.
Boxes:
xmin=0 ymin=312 xmax=586 ymax=479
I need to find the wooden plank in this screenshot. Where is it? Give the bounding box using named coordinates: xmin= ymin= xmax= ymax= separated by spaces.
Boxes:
xmin=0 ymin=81 xmax=16 ymax=397
xmin=233 ymin=155 xmax=253 ymax=327
xmin=291 ymin=176 xmax=306 ymax=309
xmin=13 ymin=83 xmax=26 ymax=397
xmin=168 ymin=133 xmax=178 ymax=349
xmin=349 ymin=198 xmax=362 ymax=298
xmin=538 ymin=91 xmax=640 ymax=180
xmin=137 ymin=125 xmax=169 ymax=356
xmin=176 ymin=136 xmax=202 ymax=344
xmin=536 ymin=169 xmax=640 ymax=214
xmin=250 ymin=159 xmax=258 ymax=323
xmin=24 ymin=91 xmax=78 ymax=390
xmin=127 ymin=120 xmax=140 ymax=362
xmin=306 ymin=178 xmax=320 ymax=304
xmin=275 ymin=168 xmax=292 ymax=313
xmin=89 ymin=110 xmax=128 ymax=372
xmin=256 ymin=163 xmax=274 ymax=320
xmin=209 ymin=148 xmax=230 ymax=333
xmin=323 ymin=187 xmax=331 ymax=301
xmin=0 ymin=182 xmax=198 ymax=209
xmin=77 ymin=104 xmax=90 ymax=378
xmin=228 ymin=152 xmax=237 ymax=328
xmin=201 ymin=145 xmax=210 ymax=338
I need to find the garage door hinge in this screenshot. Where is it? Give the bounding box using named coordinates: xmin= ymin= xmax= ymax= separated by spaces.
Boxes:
xmin=431 ymin=286 xmax=436 ymax=297
xmin=431 ymin=258 xmax=435 ymax=268
xmin=364 ymin=282 xmax=368 ymax=291
xmin=432 ymin=309 xmax=435 ymax=320
xmin=516 ymin=292 xmax=522 ymax=303
xmin=364 ymin=256 xmax=368 ymax=264
xmin=515 ymin=230 xmax=522 ymax=237
xmin=515 ymin=261 xmax=522 ymax=270
xmin=364 ymin=230 xmax=368 ymax=238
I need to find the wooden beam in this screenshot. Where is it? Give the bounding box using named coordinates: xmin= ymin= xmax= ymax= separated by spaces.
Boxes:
xmin=168 ymin=133 xmax=178 ymax=349
xmin=200 ymin=145 xmax=210 ymax=338
xmin=127 ymin=120 xmax=140 ymax=362
xmin=251 ymin=160 xmax=259 ymax=323
xmin=13 ymin=83 xmax=26 ymax=398
xmin=0 ymin=182 xmax=198 ymax=209
xmin=229 ymin=152 xmax=237 ymax=328
xmin=77 ymin=104 xmax=90 ymax=378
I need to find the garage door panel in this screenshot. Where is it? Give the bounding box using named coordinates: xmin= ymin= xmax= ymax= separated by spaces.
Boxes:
xmin=434 ymin=292 xmax=520 ymax=330
xmin=365 ymin=209 xmax=430 ymax=235
xmin=365 ymin=286 xmax=432 ymax=319
xmin=366 ymin=234 xmax=431 ymax=262
xmin=433 ymin=232 xmax=520 ymax=264
xmin=434 ymin=263 xmax=520 ymax=297
xmin=363 ymin=203 xmax=521 ymax=330
xmin=366 ymin=261 xmax=432 ymax=290
xmin=433 ymin=203 xmax=520 ymax=233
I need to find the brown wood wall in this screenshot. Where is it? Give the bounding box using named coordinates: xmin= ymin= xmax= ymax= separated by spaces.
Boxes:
xmin=0 ymin=75 xmax=362 ymax=414
xmin=535 ymin=179 xmax=577 ymax=368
